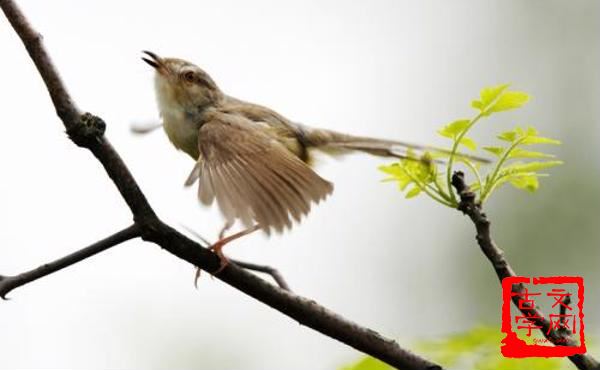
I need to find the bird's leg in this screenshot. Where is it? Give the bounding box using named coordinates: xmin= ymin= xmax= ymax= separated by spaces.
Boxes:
xmin=194 ymin=224 xmax=262 ymax=285
xmin=193 ymin=220 xmax=236 ymax=286
xmin=218 ymin=220 xmax=234 ymax=240
xmin=210 ymin=224 xmax=261 ymax=274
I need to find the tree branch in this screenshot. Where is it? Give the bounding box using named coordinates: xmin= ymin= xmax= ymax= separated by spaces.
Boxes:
xmin=0 ymin=1 xmax=440 ymax=369
xmin=451 ymin=171 xmax=599 ymax=370
xmin=230 ymin=258 xmax=291 ymax=291
xmin=182 ymin=225 xmax=292 ymax=291
xmin=0 ymin=224 xmax=140 ymax=299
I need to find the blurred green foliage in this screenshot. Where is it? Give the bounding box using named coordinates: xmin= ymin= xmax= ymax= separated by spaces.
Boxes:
xmin=340 ymin=326 xmax=569 ymax=370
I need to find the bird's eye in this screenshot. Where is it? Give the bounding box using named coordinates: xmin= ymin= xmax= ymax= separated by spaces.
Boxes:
xmin=183 ymin=71 xmax=195 ymax=83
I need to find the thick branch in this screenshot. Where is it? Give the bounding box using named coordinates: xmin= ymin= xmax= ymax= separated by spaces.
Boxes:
xmin=0 ymin=1 xmax=441 ymax=369
xmin=149 ymin=224 xmax=441 ymax=369
xmin=0 ymin=224 xmax=140 ymax=299
xmin=451 ymin=171 xmax=599 ymax=370
xmin=0 ymin=0 xmax=79 ymax=126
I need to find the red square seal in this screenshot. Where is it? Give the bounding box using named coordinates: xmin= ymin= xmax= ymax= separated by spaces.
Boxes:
xmin=501 ymin=276 xmax=586 ymax=357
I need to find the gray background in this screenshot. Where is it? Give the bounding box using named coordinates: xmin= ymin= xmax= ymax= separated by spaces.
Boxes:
xmin=0 ymin=1 xmax=598 ymax=369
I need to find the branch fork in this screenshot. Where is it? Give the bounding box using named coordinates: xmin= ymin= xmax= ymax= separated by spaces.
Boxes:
xmin=1 ymin=0 xmax=595 ymax=368
xmin=0 ymin=2 xmax=440 ymax=369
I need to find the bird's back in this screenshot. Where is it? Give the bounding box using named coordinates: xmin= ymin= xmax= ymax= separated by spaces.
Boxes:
xmin=218 ymin=96 xmax=312 ymax=162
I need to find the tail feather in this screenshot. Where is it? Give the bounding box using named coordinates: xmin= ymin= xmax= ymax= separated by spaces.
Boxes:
xmin=300 ymin=126 xmax=490 ymax=164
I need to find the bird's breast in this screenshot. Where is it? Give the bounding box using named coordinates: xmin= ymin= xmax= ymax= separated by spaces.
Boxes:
xmin=161 ymin=107 xmax=200 ymax=159
xmin=154 ymin=74 xmax=200 ymax=159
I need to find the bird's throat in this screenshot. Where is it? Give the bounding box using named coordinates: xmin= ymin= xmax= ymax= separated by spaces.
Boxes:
xmin=154 ymin=77 xmax=200 ymax=159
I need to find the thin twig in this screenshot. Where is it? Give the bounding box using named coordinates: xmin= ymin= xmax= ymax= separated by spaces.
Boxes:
xmin=181 ymin=224 xmax=292 ymax=291
xmin=451 ymin=171 xmax=599 ymax=370
xmin=0 ymin=1 xmax=441 ymax=369
xmin=0 ymin=224 xmax=140 ymax=299
xmin=229 ymin=258 xmax=291 ymax=291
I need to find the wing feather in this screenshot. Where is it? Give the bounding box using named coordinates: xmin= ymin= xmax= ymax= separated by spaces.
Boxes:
xmin=218 ymin=161 xmax=254 ymax=226
xmin=235 ymin=155 xmax=290 ymax=233
xmin=197 ymin=163 xmax=215 ymax=206
xmin=190 ymin=114 xmax=333 ymax=233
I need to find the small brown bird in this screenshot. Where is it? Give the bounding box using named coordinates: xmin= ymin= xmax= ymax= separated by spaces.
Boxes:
xmin=141 ymin=51 xmax=483 ymax=271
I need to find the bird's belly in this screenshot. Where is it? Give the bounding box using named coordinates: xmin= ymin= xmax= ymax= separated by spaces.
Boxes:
xmin=162 ymin=109 xmax=199 ymax=159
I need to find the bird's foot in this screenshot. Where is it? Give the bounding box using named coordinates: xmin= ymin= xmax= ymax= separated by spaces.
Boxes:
xmin=193 ymin=224 xmax=260 ymax=287
xmin=193 ymin=240 xmax=229 ymax=287
xmin=209 ymin=241 xmax=230 ymax=274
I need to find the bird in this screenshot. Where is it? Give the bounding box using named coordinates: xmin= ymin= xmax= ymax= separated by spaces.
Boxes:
xmin=140 ymin=51 xmax=486 ymax=272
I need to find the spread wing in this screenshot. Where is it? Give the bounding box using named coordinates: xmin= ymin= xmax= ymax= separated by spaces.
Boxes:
xmin=185 ymin=114 xmax=333 ymax=234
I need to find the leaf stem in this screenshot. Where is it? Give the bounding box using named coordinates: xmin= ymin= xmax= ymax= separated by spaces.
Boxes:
xmin=446 ymin=113 xmax=483 ymax=202
xmin=434 ymin=176 xmax=453 ymax=202
xmin=480 ymin=137 xmax=525 ymax=203
xmin=430 ymin=166 xmax=452 ymax=202
xmin=461 ymin=159 xmax=483 ymax=198
xmin=404 ymin=168 xmax=455 ymax=207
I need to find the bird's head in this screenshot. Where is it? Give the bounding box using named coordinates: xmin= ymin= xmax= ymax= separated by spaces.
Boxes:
xmin=142 ymin=51 xmax=222 ymax=113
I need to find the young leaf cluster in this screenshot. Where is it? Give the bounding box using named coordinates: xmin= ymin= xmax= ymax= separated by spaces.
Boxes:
xmin=379 ymin=84 xmax=562 ymax=207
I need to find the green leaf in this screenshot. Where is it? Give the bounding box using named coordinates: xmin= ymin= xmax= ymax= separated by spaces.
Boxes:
xmin=501 ymin=161 xmax=563 ymax=175
xmin=497 ymin=127 xmax=560 ymax=146
xmin=483 ymin=146 xmax=505 ymax=157
xmin=485 ymin=159 xmax=562 ymax=199
xmin=497 ymin=130 xmax=518 ymax=142
xmin=438 ymin=119 xmax=471 ymax=138
xmin=339 ymin=356 xmax=392 ymax=370
xmin=487 ymin=91 xmax=530 ymax=114
xmin=520 ymin=136 xmax=561 ymax=145
xmin=417 ymin=326 xmax=501 ymax=366
xmin=403 ymin=158 xmax=436 ymax=184
xmin=478 ymin=356 xmax=565 ymax=370
xmin=509 ymin=174 xmax=539 ymax=192
xmin=508 ymin=148 xmax=555 ymax=159
xmin=379 ymin=157 xmax=436 ymax=197
xmin=471 ymin=100 xmax=483 ymax=110
xmin=415 ymin=326 xmax=565 ymax=370
xmin=472 ymin=84 xmax=510 ymax=112
xmin=378 ymin=163 xmax=402 ymax=176
xmin=459 ymin=136 xmax=477 ymax=150
xmin=481 ymin=84 xmax=509 ymax=105
xmin=378 ymin=164 xmax=412 ymax=190
xmin=489 ymin=172 xmax=549 ymax=196
xmin=525 ymin=126 xmax=538 ymax=136
xmin=380 ymin=84 xmax=563 ymax=206
xmin=405 ymin=186 xmax=422 ymax=198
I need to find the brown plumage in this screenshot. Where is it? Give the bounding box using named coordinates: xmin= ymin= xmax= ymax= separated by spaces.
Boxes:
xmin=141 ymin=51 xmax=486 ymax=270
xmin=190 ymin=111 xmax=333 ymax=234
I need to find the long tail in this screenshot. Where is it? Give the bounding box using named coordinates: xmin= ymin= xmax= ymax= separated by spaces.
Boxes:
xmin=299 ymin=126 xmax=490 ymax=163
xmin=301 ymin=126 xmax=490 ymax=163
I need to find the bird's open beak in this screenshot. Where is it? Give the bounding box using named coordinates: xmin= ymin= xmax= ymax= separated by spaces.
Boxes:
xmin=141 ymin=50 xmax=165 ymax=73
